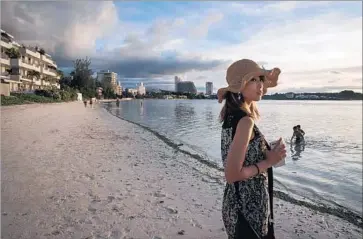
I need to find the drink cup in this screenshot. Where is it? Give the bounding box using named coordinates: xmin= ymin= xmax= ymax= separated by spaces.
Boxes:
xmin=270 ymin=138 xmax=286 ymax=168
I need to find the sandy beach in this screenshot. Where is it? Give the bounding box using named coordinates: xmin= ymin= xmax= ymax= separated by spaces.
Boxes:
xmin=1 ymin=102 xmax=362 ymax=239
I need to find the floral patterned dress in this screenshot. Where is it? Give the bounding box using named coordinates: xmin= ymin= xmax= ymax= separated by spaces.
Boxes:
xmin=221 ymin=109 xmax=269 ymax=238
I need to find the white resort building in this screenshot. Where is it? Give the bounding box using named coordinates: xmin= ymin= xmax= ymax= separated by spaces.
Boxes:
xmin=1 ymin=29 xmax=60 ymax=92
xmin=97 ymin=70 xmax=122 ymax=95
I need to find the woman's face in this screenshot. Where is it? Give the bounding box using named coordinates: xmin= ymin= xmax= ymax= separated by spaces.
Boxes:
xmin=241 ymin=75 xmax=265 ymax=102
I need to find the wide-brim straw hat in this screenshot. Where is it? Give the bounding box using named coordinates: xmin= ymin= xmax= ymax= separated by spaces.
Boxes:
xmin=217 ymin=59 xmax=281 ymax=103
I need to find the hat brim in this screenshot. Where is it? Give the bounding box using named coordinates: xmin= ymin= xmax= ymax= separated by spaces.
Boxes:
xmin=264 ymin=68 xmax=281 ymax=88
xmin=217 ymin=68 xmax=281 ymax=103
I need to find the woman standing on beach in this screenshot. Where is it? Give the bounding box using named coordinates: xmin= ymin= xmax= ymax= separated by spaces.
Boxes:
xmin=218 ymin=59 xmax=286 ymax=238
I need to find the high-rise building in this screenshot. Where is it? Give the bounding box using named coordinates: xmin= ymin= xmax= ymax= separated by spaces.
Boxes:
xmin=174 ymin=75 xmax=197 ymax=94
xmin=1 ymin=29 xmax=60 ymax=92
xmin=116 ymin=81 xmax=123 ymax=96
xmin=97 ymin=70 xmax=118 ymax=94
xmin=174 ymin=76 xmax=181 ymax=92
xmin=137 ymin=82 xmax=146 ymax=95
xmin=206 ymin=82 xmax=213 ymax=95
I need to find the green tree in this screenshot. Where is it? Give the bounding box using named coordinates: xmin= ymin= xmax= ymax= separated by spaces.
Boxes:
xmin=56 ymin=69 xmax=64 ymax=79
xmin=39 ymin=48 xmax=46 ymax=55
xmin=70 ymin=57 xmax=96 ymax=98
xmin=27 ymin=70 xmax=41 ymax=90
xmin=71 ymin=57 xmax=94 ymax=89
xmin=59 ymin=76 xmax=72 ymax=89
xmin=5 ymin=47 xmax=20 ymax=59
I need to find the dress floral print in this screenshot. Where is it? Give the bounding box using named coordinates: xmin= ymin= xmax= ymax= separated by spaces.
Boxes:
xmin=221 ymin=110 xmax=269 ymax=238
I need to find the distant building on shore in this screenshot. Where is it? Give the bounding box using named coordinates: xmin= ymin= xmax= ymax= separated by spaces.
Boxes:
xmin=206 ymin=82 xmax=213 ymax=95
xmin=116 ymin=81 xmax=122 ymax=96
xmin=1 ymin=29 xmax=60 ymax=92
xmin=285 ymin=92 xmax=295 ymax=99
xmin=127 ymin=88 xmax=138 ymax=97
xmin=174 ymin=76 xmax=197 ymax=94
xmin=97 ymin=70 xmax=118 ymax=94
xmin=137 ymin=82 xmax=146 ymax=95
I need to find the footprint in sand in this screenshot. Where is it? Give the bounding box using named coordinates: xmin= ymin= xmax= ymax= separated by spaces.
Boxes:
xmin=107 ymin=196 xmax=115 ymax=203
xmin=153 ymin=192 xmax=167 ymax=198
xmin=84 ymin=173 xmax=95 ymax=180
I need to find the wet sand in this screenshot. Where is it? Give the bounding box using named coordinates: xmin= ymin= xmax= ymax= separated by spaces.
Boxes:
xmin=1 ymin=102 xmax=362 ymax=239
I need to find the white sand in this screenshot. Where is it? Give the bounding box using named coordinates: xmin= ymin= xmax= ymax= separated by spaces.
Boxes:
xmin=1 ymin=102 xmax=361 ymax=239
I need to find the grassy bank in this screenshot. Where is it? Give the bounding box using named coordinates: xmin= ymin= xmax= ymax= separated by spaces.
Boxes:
xmin=1 ymin=88 xmax=78 ymax=106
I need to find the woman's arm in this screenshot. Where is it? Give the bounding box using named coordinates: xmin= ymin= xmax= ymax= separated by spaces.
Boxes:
xmin=224 ymin=117 xmax=271 ymax=183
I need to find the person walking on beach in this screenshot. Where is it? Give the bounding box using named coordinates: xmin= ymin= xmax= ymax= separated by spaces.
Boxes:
xmin=116 ymin=98 xmax=120 ymax=107
xmin=83 ymin=99 xmax=87 ymax=108
xmin=218 ymin=59 xmax=286 ymax=238
xmin=89 ymin=98 xmax=93 ymax=108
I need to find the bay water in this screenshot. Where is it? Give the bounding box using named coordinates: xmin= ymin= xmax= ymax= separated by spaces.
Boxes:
xmin=105 ymin=99 xmax=362 ymax=218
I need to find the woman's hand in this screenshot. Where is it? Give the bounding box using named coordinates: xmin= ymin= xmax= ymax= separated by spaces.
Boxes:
xmin=266 ymin=138 xmax=286 ymax=167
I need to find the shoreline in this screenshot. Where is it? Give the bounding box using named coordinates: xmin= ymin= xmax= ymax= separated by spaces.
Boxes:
xmin=104 ymin=104 xmax=363 ymax=228
xmin=1 ymin=102 xmax=362 ymax=239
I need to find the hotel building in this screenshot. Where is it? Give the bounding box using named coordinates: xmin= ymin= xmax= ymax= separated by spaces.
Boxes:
xmin=206 ymin=82 xmax=213 ymax=95
xmin=1 ymin=29 xmax=60 ymax=92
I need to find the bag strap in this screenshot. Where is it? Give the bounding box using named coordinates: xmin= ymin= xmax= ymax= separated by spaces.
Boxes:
xmin=265 ymin=142 xmax=275 ymax=228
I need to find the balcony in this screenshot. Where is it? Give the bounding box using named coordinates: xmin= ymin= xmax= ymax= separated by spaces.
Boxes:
xmin=43 ymin=68 xmax=58 ymax=77
xmin=9 ymin=75 xmax=22 ymax=82
xmin=19 ymin=47 xmax=41 ymax=59
xmin=21 ymin=60 xmax=41 ymax=72
xmin=1 ymin=53 xmax=10 ymax=66
xmin=41 ymin=54 xmax=57 ymax=67
xmin=10 ymin=58 xmax=41 ymax=72
xmin=0 ymin=40 xmax=13 ymax=49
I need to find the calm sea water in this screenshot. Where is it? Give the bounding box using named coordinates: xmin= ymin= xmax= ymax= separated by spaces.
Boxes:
xmin=105 ymin=99 xmax=362 ymax=215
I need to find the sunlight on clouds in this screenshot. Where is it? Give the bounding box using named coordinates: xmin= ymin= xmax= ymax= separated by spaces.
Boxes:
xmin=1 ymin=1 xmax=361 ymax=92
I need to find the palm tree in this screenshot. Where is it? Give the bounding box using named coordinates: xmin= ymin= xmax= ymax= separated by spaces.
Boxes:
xmin=27 ymin=70 xmax=41 ymax=90
xmin=39 ymin=48 xmax=45 ymax=55
xmin=41 ymin=75 xmax=57 ymax=88
xmin=56 ymin=69 xmax=64 ymax=79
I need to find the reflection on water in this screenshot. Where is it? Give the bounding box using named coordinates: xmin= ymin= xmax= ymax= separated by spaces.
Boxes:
xmin=174 ymin=103 xmax=195 ymax=126
xmin=105 ymin=99 xmax=362 ymax=215
xmin=290 ymin=141 xmax=306 ymax=161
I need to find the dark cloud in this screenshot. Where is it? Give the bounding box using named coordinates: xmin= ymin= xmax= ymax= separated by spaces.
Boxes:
xmin=1 ymin=1 xmax=226 ymax=79
xmin=107 ymin=58 xmax=226 ymax=78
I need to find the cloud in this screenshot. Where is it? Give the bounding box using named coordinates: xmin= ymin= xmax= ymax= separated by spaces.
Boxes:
xmin=1 ymin=1 xmax=119 ymax=58
xmin=1 ymin=1 xmax=361 ymax=92
xmin=189 ymin=11 xmax=224 ymax=39
xmin=1 ymin=1 xmax=226 ymax=79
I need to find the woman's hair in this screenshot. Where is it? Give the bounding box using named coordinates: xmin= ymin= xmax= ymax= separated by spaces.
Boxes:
xmin=219 ymin=91 xmax=260 ymax=122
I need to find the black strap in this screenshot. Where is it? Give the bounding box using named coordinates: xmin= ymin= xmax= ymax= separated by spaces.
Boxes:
xmin=265 ymin=142 xmax=275 ymax=237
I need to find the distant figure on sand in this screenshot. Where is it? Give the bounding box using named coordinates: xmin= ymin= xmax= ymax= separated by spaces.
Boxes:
xmin=218 ymin=59 xmax=284 ymax=238
xmin=89 ymin=98 xmax=93 ymax=108
xmin=83 ymin=100 xmax=87 ymax=107
xmin=291 ymin=126 xmax=305 ymax=143
xmin=116 ymin=98 xmax=120 ymax=107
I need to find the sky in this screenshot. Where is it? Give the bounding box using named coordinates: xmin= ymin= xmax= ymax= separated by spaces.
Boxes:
xmin=1 ymin=1 xmax=362 ymax=93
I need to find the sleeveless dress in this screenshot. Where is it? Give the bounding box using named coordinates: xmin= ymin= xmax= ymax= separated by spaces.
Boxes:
xmin=221 ymin=109 xmax=269 ymax=238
